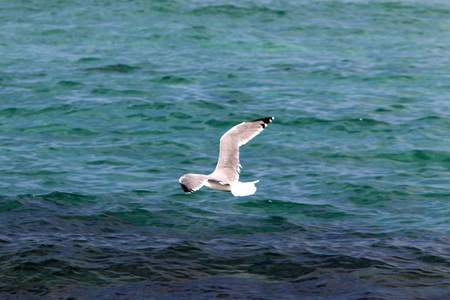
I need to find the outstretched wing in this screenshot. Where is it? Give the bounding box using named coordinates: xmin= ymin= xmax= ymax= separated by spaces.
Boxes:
xmin=210 ymin=117 xmax=274 ymax=182
xmin=179 ymin=174 xmax=209 ymax=194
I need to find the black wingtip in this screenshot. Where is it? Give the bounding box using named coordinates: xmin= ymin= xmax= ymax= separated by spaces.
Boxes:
xmin=180 ymin=183 xmax=193 ymax=194
xmin=250 ymin=117 xmax=274 ymax=128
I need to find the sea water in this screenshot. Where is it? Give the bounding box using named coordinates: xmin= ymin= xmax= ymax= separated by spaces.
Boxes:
xmin=1 ymin=0 xmax=450 ymax=298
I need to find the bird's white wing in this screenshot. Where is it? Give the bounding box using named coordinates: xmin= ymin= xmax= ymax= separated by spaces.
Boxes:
xmin=179 ymin=174 xmax=209 ymax=193
xmin=210 ymin=117 xmax=273 ymax=182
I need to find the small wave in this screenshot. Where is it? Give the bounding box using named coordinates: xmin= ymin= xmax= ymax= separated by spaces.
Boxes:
xmin=362 ymin=74 xmax=416 ymax=82
xmin=237 ymin=200 xmax=353 ymax=221
xmin=288 ymin=117 xmax=331 ymax=126
xmin=57 ymin=80 xmax=83 ymax=88
xmin=284 ymin=117 xmax=391 ymax=131
xmin=40 ymin=192 xmax=97 ymax=206
xmin=0 ymin=199 xmax=24 ymax=212
xmin=76 ymin=57 xmax=102 ymax=63
xmin=86 ymin=159 xmax=132 ymax=166
xmin=83 ymin=64 xmax=139 ymax=73
xmin=21 ymin=125 xmax=98 ymax=136
xmin=0 ymin=104 xmax=82 ymax=119
xmin=216 ymin=217 xmax=300 ymax=235
xmin=126 ymin=102 xmax=175 ymax=110
xmin=153 ymin=75 xmax=197 ymax=85
xmin=190 ymin=4 xmax=286 ymax=17
xmin=191 ymin=100 xmax=227 ymax=110
xmin=375 ymin=149 xmax=450 ymax=163
xmin=90 ymin=88 xmax=145 ymax=96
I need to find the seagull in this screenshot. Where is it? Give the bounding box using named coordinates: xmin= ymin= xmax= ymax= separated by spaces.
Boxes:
xmin=179 ymin=117 xmax=274 ymax=197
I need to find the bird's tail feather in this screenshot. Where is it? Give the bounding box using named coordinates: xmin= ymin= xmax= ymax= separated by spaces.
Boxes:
xmin=230 ymin=180 xmax=259 ymax=197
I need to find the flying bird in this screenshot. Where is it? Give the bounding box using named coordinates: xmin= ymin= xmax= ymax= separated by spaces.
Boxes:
xmin=179 ymin=117 xmax=274 ymax=197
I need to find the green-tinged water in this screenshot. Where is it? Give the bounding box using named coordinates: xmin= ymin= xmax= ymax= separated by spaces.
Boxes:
xmin=1 ymin=0 xmax=450 ymax=299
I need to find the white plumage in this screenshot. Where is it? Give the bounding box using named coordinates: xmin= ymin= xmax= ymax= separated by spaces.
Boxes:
xmin=179 ymin=117 xmax=274 ymax=197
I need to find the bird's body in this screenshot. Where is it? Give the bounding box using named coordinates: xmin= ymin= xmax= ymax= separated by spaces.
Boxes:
xmin=179 ymin=117 xmax=273 ymax=197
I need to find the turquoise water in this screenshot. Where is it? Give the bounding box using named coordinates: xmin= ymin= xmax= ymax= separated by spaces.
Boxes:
xmin=1 ymin=0 xmax=450 ymax=298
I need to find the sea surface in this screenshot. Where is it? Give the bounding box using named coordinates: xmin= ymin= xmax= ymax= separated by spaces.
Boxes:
xmin=1 ymin=0 xmax=450 ymax=299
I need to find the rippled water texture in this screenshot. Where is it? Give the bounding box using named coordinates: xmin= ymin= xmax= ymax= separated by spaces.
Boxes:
xmin=1 ymin=0 xmax=450 ymax=299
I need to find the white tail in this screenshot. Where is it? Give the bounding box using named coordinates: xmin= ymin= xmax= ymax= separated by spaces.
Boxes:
xmin=230 ymin=180 xmax=259 ymax=197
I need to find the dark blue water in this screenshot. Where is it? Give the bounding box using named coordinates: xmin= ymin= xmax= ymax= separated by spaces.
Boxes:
xmin=1 ymin=0 xmax=450 ymax=299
